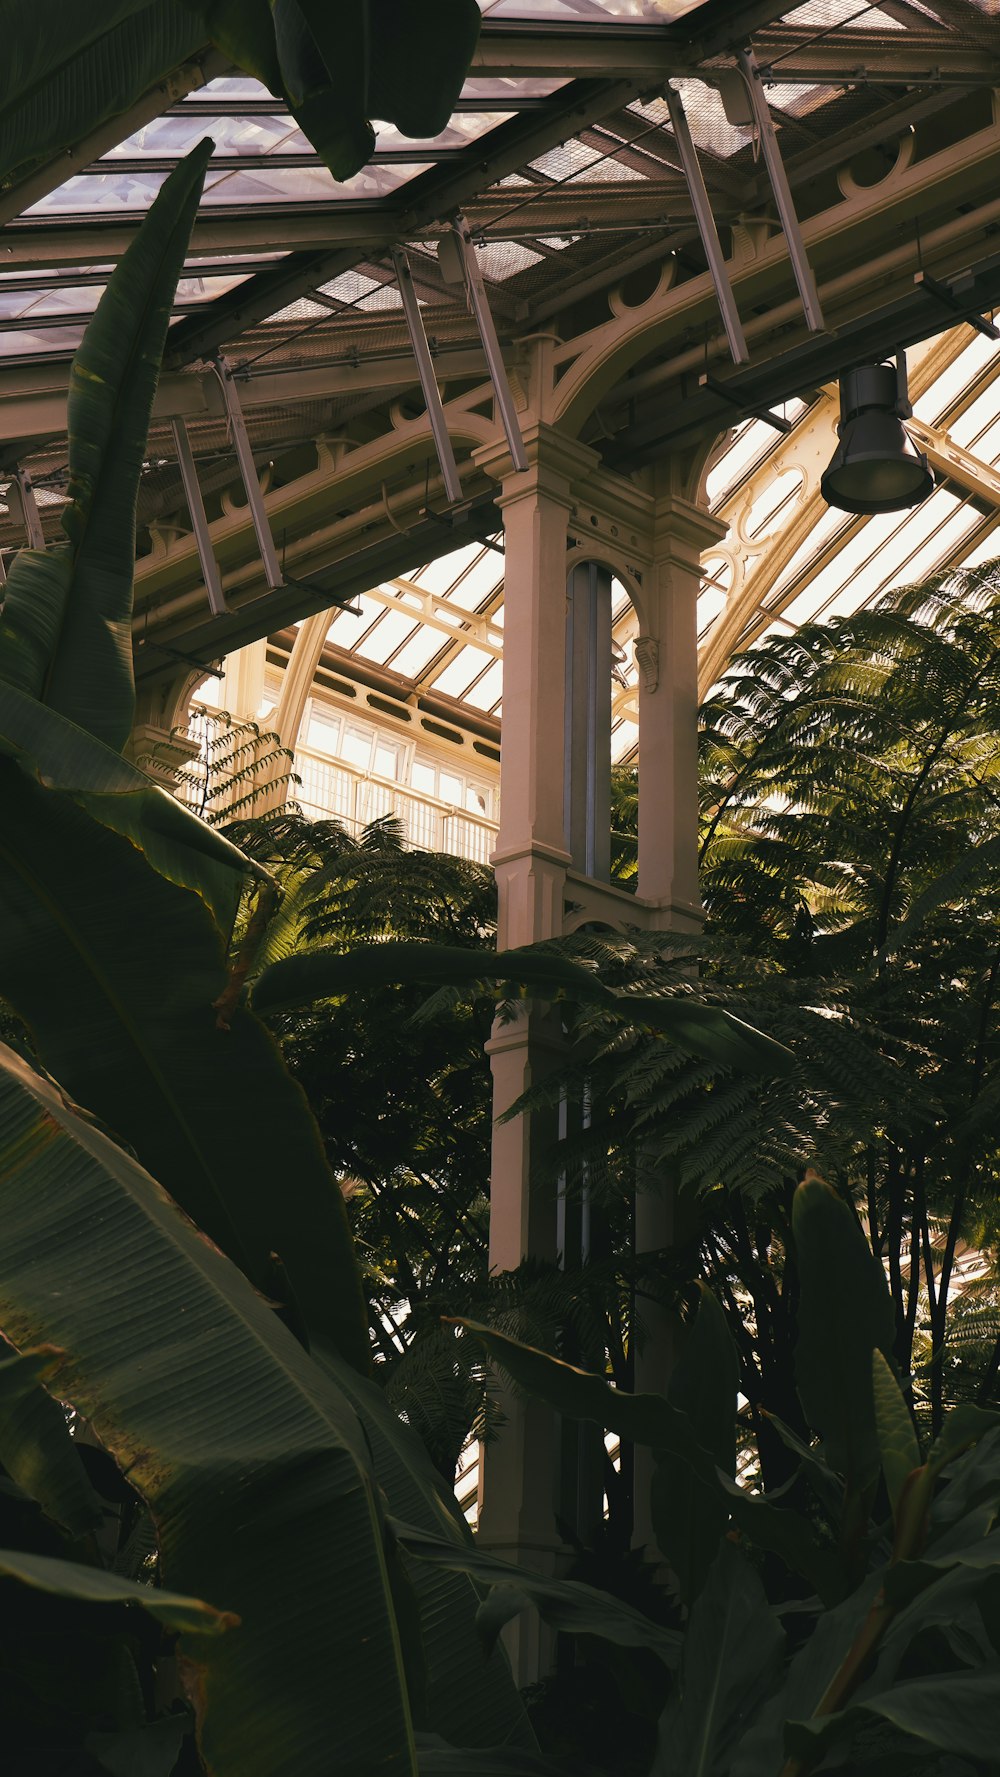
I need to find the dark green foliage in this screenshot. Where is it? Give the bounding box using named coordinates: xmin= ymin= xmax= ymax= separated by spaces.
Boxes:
xmin=444 ymin=1187 xmax=1000 ymax=1776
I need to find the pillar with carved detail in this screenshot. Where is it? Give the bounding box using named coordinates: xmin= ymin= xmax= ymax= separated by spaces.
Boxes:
xmin=473 ymin=424 xmax=602 ymax=1684
xmin=631 ymin=461 xmax=727 ymax=1554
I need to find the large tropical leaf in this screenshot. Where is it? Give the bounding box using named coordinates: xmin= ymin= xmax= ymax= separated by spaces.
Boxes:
xmin=656 ymin=1285 xmax=738 ymax=1603
xmin=0 ymin=140 xmax=212 ymax=751
xmin=460 ymin=1319 xmax=842 ymax=1600
xmin=252 ymin=942 xmax=795 ymax=1075
xmin=318 ymin=1350 xmax=536 ymax=1752
xmin=0 ymin=756 xmax=368 ymax=1371
xmin=0 ymin=1041 xmax=417 ymax=1777
xmin=0 ymin=3 xmax=204 ymax=186
xmin=783 ymin=1662 xmax=1000 ymax=1766
xmin=0 ymin=1348 xmax=102 ymax=1538
xmin=0 ymin=1547 xmax=234 ymax=1636
xmin=390 ymin=1520 xmax=681 ymax=1664
xmin=0 ymin=678 xmax=249 ymax=936
xmin=792 ymin=1174 xmax=895 ymax=1492
xmin=653 ymin=1542 xmax=783 ymax=1777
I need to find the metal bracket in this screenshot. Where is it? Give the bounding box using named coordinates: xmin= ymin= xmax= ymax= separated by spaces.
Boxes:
xmin=443 ymin=216 xmax=528 ymax=473
xmin=213 ymin=355 xmax=284 ymax=591
xmin=736 ymin=46 xmax=826 ymax=335
xmin=666 ymin=84 xmax=748 ymax=367
xmin=391 ymin=246 xmax=463 ymax=507
xmin=913 ymin=270 xmax=1000 ymax=342
xmin=12 ymin=466 xmax=46 ymax=551
xmin=699 ymin=372 xmax=793 ymax=433
xmin=170 ymin=417 xmax=228 ymax=617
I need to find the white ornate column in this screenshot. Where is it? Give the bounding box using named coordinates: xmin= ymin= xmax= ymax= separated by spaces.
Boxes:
xmin=632 ymin=460 xmax=727 ymax=1553
xmin=473 ymin=424 xmax=600 ymax=1683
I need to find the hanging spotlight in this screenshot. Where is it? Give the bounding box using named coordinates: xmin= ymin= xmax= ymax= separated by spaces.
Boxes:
xmin=820 ymin=356 xmax=934 ymax=515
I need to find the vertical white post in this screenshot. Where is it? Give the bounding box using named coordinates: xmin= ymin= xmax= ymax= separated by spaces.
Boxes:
xmin=475 ymin=426 xmax=599 ymax=1683
xmin=632 ymin=476 xmax=728 ymax=1553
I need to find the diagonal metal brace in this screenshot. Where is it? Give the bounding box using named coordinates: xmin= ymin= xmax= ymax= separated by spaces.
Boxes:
xmin=171 ymin=417 xmax=228 ymax=617
xmin=666 ymin=84 xmax=748 ymax=366
xmin=12 ymin=465 xmax=46 ymax=551
xmin=391 ymin=246 xmax=463 ymax=507
xmin=213 ymin=355 xmax=284 ymax=591
xmin=914 ymin=270 xmax=1000 ymax=342
xmin=736 ymin=46 xmax=825 ymax=335
xmin=444 ymin=216 xmax=528 ymax=473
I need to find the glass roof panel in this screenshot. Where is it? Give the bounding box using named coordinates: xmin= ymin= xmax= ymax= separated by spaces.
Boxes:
xmin=386 ymin=626 xmax=448 ymax=679
xmin=0 ymin=324 xmax=86 ymax=357
xmin=479 ymin=0 xmax=705 ymax=18
xmin=460 ymin=75 xmax=571 ymax=101
xmin=780 ymin=1 xmax=905 ymax=27
xmin=463 ymin=660 xmax=504 ymax=709
xmin=356 ymin=608 xmax=420 ymax=664
xmin=200 ymin=163 xmax=433 ymax=204
xmin=432 ymin=646 xmax=494 ymax=697
xmin=106 ymin=114 xmax=308 ymax=156
xmin=372 ymin=111 xmax=516 ymax=151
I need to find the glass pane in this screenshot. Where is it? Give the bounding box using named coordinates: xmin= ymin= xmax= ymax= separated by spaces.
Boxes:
xmin=479 ymin=1 xmax=705 ymax=19
xmin=305 ymin=712 xmax=342 ymax=753
xmin=374 ymin=741 xmax=402 ymax=779
xmin=439 ymin=772 xmax=463 ymax=805
xmin=411 ymin=760 xmax=437 ymax=795
xmin=342 ymin=727 xmax=374 ymax=770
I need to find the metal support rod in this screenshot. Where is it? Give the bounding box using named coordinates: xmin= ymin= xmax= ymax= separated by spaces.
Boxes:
xmin=699 ymin=373 xmax=792 ymax=433
xmin=665 ymin=84 xmax=748 ymax=367
xmin=391 ymin=247 xmax=463 ymax=507
xmin=914 ymin=270 xmax=1000 ymax=342
xmin=213 ymin=355 xmax=284 ymax=590
xmin=736 ymin=46 xmax=826 ymax=335
xmin=14 ymin=466 xmax=46 ymax=551
xmin=170 ymin=418 xmax=228 ymax=617
xmin=449 ymin=216 xmax=529 ymax=473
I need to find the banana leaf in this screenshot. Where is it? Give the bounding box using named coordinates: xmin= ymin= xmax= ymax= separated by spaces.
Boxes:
xmin=0 ymin=140 xmax=213 ymax=751
xmin=390 ymin=1519 xmax=681 ymax=1664
xmin=657 ymin=1285 xmax=738 ymax=1604
xmin=783 ymin=1662 xmax=1000 ymax=1766
xmin=0 ymin=1547 xmax=234 ymax=1635
xmin=652 ymin=1542 xmax=784 ymax=1777
xmin=0 ymin=1348 xmax=102 ymax=1538
xmin=0 ymin=3 xmax=203 ymax=186
xmin=252 ymin=942 xmax=795 ymax=1075
xmin=0 ymin=756 xmax=369 ymax=1372
xmin=0 ymin=1040 xmax=417 ymax=1777
xmin=793 ymin=1176 xmax=895 ymax=1494
xmin=317 ymin=1349 xmax=537 ymax=1752
xmin=459 ymin=1319 xmax=843 ymax=1601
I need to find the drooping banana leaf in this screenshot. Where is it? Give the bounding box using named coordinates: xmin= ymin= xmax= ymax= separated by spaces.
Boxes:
xmin=655 ymin=1284 xmax=739 ymax=1604
xmin=317 ymin=1349 xmax=537 ymax=1752
xmin=390 ymin=1519 xmax=681 ymax=1664
xmin=0 ymin=679 xmax=250 ymax=936
xmin=459 ymin=1319 xmax=843 ymax=1601
xmin=793 ymin=1175 xmax=895 ymax=1495
xmin=0 ymin=139 xmax=213 ymax=752
xmin=0 ymin=1348 xmax=102 ymax=1538
xmin=0 ymin=3 xmax=205 ymax=187
xmin=0 ymin=1547 xmax=234 ymax=1636
xmin=652 ymin=1541 xmax=784 ymax=1777
xmin=252 ymin=942 xmax=796 ymax=1075
xmin=0 ymin=757 xmax=368 ymax=1372
xmin=0 ymin=1041 xmax=417 ymax=1777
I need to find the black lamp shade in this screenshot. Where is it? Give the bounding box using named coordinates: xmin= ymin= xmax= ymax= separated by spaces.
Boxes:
xmin=820 ymin=362 xmax=935 ymax=516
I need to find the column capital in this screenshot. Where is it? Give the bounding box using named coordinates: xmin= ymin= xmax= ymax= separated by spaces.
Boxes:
xmin=652 ymin=491 xmax=728 ymax=563
xmin=474 ymin=421 xmax=601 ymax=508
